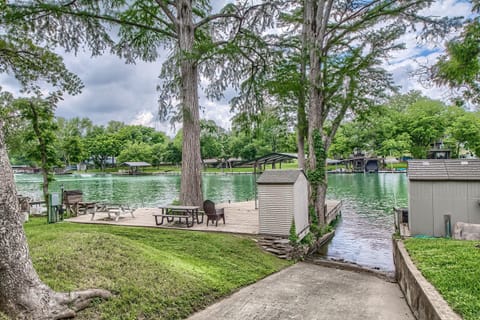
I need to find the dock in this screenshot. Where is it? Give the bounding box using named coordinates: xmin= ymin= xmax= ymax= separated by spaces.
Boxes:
xmin=66 ymin=200 xmax=342 ymax=236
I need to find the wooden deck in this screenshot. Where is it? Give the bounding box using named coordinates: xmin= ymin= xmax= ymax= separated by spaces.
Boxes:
xmin=66 ymin=200 xmax=342 ymax=236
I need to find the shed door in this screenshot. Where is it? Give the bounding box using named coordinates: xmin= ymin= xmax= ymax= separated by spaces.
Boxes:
xmin=409 ymin=181 xmax=434 ymax=236
xmin=258 ymin=185 xmax=293 ymax=236
xmin=432 ymin=182 xmax=467 ymax=237
xmin=467 ymin=182 xmax=480 ymax=224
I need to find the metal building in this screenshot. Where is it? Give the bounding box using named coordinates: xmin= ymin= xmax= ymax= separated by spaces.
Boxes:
xmin=408 ymin=159 xmax=480 ymax=237
xmin=257 ymin=170 xmax=309 ymax=239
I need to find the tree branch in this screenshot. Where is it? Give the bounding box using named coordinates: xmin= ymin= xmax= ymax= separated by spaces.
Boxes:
xmin=155 ymin=0 xmax=176 ymax=26
xmin=138 ymin=2 xmax=176 ymax=34
xmin=194 ymin=12 xmax=242 ymax=30
xmin=9 ymin=3 xmax=177 ymax=39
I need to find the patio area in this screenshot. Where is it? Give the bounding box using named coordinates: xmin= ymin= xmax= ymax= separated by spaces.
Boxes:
xmin=66 ymin=200 xmax=342 ymax=235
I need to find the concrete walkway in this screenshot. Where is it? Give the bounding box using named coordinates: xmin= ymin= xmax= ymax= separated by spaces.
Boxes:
xmin=188 ymin=263 xmax=413 ymax=320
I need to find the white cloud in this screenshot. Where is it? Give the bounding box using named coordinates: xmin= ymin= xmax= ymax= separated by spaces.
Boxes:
xmin=383 ymin=0 xmax=473 ymax=102
xmin=421 ymin=0 xmax=472 ymax=17
xmin=201 ymin=99 xmax=232 ymax=131
xmin=131 ymin=110 xmax=154 ymax=127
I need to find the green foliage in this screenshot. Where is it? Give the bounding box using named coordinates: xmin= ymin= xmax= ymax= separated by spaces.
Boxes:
xmin=60 ymin=135 xmax=85 ymax=165
xmin=448 ymin=111 xmax=480 ymax=156
xmin=404 ymin=238 xmax=480 ymax=320
xmin=24 ymin=218 xmax=291 ymax=319
xmin=433 ymin=18 xmax=480 ymax=104
xmin=85 ymin=132 xmax=122 ymax=170
xmin=11 ymin=97 xmax=60 ymax=169
xmin=230 ymin=109 xmax=296 ymax=160
xmin=319 ymin=224 xmax=333 ymax=237
xmin=308 ymin=205 xmax=334 ymax=239
xmin=405 ymin=99 xmax=448 ymax=158
xmin=0 ymin=35 xmax=82 ymax=95
xmin=239 ymin=143 xmax=257 ymax=161
xmin=200 ymin=120 xmax=226 ymax=159
xmin=329 ymin=91 xmax=480 ymax=159
xmin=116 ymin=125 xmax=167 ymax=145
xmin=288 ymin=219 xmax=298 ymax=245
xmin=117 ymin=142 xmax=152 ymax=164
xmin=307 ymin=130 xmax=327 ymax=204
xmin=309 ymin=205 xmax=320 ymax=236
xmin=150 ymin=143 xmax=164 ymax=167
xmin=299 ymin=232 xmax=314 ymax=246
xmin=162 ymin=142 xmax=182 ymax=165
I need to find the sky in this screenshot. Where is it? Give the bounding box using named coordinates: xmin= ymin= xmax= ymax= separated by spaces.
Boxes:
xmin=0 ymin=0 xmax=474 ymax=137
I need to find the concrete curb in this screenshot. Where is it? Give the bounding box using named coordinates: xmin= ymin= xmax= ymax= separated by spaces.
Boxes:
xmin=393 ymin=239 xmax=462 ymax=320
xmin=305 ymin=257 xmax=396 ymax=282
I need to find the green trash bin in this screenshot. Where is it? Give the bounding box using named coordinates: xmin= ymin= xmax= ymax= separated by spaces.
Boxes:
xmin=48 ymin=192 xmax=63 ymax=223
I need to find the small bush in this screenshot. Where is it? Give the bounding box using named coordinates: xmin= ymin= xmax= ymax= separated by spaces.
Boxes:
xmin=300 ymin=232 xmax=314 ymax=245
xmin=289 ymin=219 xmax=298 ymax=245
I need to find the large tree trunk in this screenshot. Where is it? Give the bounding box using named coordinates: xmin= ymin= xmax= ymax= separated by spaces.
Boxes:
xmin=297 ymin=101 xmax=306 ymax=171
xmin=177 ymin=0 xmax=203 ymax=207
xmin=0 ymin=119 xmax=110 ymax=319
xmin=296 ymin=2 xmax=308 ymax=171
xmin=305 ymin=0 xmax=332 ymax=225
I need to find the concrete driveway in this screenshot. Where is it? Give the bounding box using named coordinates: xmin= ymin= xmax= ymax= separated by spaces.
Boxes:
xmin=188 ymin=262 xmax=413 ymax=320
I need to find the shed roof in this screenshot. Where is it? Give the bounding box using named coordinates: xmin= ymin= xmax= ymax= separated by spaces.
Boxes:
xmin=408 ymin=159 xmax=480 ymax=181
xmin=257 ymin=170 xmax=306 ymax=184
xmin=121 ymin=162 xmax=151 ymax=167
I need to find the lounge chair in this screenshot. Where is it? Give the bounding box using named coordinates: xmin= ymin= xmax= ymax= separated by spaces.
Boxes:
xmin=203 ymin=200 xmax=225 ymax=226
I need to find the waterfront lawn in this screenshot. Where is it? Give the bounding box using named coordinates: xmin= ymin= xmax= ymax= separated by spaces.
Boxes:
xmin=23 ymin=218 xmax=291 ymax=319
xmin=404 ymin=238 xmax=480 ymax=320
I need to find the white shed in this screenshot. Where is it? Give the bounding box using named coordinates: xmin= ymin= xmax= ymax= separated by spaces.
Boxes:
xmin=257 ymin=170 xmax=309 ymax=239
xmin=408 ymin=159 xmax=480 ymax=237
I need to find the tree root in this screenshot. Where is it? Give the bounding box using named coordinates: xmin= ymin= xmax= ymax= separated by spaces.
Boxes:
xmin=7 ymin=288 xmax=111 ymax=320
xmin=50 ymin=289 xmax=112 ymax=320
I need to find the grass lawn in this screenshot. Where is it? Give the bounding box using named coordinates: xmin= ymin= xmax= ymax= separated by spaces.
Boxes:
xmin=17 ymin=218 xmax=291 ymax=319
xmin=404 ymin=238 xmax=480 ymax=320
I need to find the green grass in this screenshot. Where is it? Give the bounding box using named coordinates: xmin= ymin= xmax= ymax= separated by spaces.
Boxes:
xmin=404 ymin=238 xmax=480 ymax=320
xmin=23 ymin=218 xmax=291 ymax=319
xmin=388 ymin=162 xmax=408 ymax=169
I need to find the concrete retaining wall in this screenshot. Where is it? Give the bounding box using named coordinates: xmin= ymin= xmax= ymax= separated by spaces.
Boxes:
xmin=392 ymin=240 xmax=461 ymax=320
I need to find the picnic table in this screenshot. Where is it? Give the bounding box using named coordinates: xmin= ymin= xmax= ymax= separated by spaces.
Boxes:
xmin=77 ymin=202 xmax=97 ymax=216
xmin=154 ymin=205 xmax=204 ymax=227
xmin=93 ymin=204 xmax=135 ymax=221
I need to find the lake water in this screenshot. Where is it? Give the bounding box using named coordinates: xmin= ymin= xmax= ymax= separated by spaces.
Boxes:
xmin=15 ymin=172 xmax=407 ymax=271
xmin=322 ymin=173 xmax=408 ymax=272
xmin=14 ymin=173 xmax=257 ymax=206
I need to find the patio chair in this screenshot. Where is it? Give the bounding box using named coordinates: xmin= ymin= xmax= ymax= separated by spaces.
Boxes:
xmin=203 ymin=200 xmax=225 ymax=226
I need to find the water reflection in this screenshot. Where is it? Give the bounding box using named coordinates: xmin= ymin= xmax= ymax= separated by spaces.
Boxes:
xmin=321 ymin=173 xmax=408 ymax=272
xmin=14 ymin=173 xmax=256 ymax=207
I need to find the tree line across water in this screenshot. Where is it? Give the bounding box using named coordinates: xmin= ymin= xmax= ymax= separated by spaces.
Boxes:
xmin=6 ymin=90 xmax=479 ymax=172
